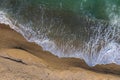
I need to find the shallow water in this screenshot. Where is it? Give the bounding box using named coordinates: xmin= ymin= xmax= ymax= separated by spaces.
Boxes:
xmin=0 ymin=0 xmax=120 ymax=66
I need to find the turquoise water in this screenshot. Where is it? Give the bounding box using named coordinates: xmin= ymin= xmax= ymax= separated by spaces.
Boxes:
xmin=26 ymin=0 xmax=120 ymax=20
xmin=1 ymin=0 xmax=120 ymax=20
xmin=0 ymin=0 xmax=120 ymax=66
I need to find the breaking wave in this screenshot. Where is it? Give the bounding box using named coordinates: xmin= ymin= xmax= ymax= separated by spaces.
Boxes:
xmin=0 ymin=0 xmax=120 ymax=66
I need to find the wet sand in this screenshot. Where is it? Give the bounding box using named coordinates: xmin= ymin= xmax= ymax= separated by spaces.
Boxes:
xmin=0 ymin=24 xmax=120 ymax=80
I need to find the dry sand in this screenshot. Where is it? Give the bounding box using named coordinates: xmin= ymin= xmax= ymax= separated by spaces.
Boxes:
xmin=0 ymin=24 xmax=120 ymax=80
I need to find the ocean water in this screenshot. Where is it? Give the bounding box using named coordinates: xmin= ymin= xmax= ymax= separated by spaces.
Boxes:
xmin=0 ymin=0 xmax=120 ymax=66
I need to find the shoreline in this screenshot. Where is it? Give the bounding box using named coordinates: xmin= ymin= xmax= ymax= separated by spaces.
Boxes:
xmin=0 ymin=23 xmax=120 ymax=80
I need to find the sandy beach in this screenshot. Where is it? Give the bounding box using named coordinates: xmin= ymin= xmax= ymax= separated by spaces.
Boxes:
xmin=0 ymin=23 xmax=120 ymax=80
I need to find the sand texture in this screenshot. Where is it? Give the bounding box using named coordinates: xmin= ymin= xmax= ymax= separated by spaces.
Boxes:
xmin=0 ymin=24 xmax=120 ymax=80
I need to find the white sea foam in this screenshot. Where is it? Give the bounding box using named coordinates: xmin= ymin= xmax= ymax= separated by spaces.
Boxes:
xmin=0 ymin=10 xmax=120 ymax=67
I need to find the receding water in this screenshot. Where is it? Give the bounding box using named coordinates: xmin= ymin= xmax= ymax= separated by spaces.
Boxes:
xmin=0 ymin=0 xmax=120 ymax=66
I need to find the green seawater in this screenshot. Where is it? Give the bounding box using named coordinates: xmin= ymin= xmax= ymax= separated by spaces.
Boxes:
xmin=1 ymin=0 xmax=120 ymax=20
xmin=30 ymin=0 xmax=120 ymax=20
